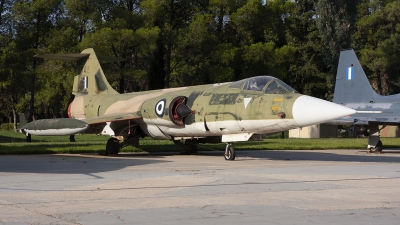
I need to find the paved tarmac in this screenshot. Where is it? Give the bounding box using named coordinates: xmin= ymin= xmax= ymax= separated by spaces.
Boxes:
xmin=1 ymin=149 xmax=400 ymax=225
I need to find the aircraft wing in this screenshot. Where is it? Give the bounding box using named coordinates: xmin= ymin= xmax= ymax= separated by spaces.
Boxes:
xmin=81 ymin=113 xmax=141 ymax=124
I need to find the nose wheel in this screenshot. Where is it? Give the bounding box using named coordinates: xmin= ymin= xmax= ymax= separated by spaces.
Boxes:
xmin=368 ymin=140 xmax=383 ymax=153
xmin=224 ymin=143 xmax=236 ymax=160
xmin=367 ymin=122 xmax=384 ymax=153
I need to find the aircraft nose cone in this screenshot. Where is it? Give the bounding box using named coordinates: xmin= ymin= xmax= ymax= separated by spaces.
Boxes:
xmin=292 ymin=95 xmax=356 ymax=127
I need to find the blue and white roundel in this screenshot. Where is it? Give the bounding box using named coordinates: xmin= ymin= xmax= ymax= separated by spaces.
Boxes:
xmin=155 ymin=99 xmax=166 ymax=117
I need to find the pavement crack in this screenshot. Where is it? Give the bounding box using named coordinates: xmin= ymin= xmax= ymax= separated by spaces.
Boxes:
xmin=3 ymin=203 xmax=82 ymax=225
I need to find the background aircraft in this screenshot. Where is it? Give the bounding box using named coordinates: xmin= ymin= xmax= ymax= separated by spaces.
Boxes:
xmin=333 ymin=49 xmax=400 ymax=153
xmin=21 ymin=48 xmax=355 ymax=160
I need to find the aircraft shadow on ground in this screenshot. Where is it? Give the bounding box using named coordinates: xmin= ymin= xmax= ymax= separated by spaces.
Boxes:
xmin=112 ymin=148 xmax=400 ymax=164
xmin=231 ymin=149 xmax=400 ymax=163
xmin=1 ymin=149 xmax=400 ymax=176
xmin=0 ymin=135 xmax=26 ymax=143
xmin=0 ymin=154 xmax=171 ymax=175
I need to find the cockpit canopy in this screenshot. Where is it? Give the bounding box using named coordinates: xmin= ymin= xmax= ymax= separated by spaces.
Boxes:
xmin=229 ymin=76 xmax=297 ymax=94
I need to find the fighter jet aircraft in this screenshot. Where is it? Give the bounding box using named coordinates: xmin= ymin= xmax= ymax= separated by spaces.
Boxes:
xmin=20 ymin=48 xmax=355 ymax=160
xmin=333 ymin=49 xmax=400 ymax=153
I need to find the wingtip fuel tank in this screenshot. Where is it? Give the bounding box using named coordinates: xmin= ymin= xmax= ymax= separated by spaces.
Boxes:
xmin=21 ymin=118 xmax=88 ymax=136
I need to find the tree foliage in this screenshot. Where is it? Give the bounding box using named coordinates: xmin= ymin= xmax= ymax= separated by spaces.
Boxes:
xmin=1 ymin=0 xmax=400 ymax=125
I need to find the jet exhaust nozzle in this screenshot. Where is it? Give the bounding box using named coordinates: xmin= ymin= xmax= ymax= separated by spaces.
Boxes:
xmin=169 ymin=96 xmax=194 ymax=126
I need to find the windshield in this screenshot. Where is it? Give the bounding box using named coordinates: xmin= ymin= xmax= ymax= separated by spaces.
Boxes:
xmin=265 ymin=80 xmax=287 ymax=94
xmin=228 ymin=76 xmax=297 ymax=94
xmin=242 ymin=77 xmax=274 ymax=91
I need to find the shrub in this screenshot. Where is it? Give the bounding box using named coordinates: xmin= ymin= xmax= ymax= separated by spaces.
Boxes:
xmin=0 ymin=123 xmax=19 ymax=131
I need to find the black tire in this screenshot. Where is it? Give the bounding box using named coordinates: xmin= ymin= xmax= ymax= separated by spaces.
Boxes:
xmin=224 ymin=144 xmax=236 ymax=160
xmin=106 ymin=138 xmax=120 ymax=155
xmin=184 ymin=145 xmax=192 ymax=155
xmin=375 ymin=140 xmax=383 ymax=152
xmin=184 ymin=139 xmax=198 ymax=155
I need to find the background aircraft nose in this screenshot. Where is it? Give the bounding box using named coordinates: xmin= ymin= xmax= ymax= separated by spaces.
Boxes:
xmin=292 ymin=95 xmax=356 ymax=127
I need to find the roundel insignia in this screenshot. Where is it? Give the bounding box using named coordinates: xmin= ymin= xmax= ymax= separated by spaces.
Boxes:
xmin=155 ymin=99 xmax=166 ymax=117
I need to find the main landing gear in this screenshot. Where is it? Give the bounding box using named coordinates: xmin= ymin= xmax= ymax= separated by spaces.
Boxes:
xmin=173 ymin=139 xmax=198 ymax=155
xmin=106 ymin=137 xmax=120 ymax=155
xmin=173 ymin=139 xmax=236 ymax=160
xmin=105 ymin=126 xmax=143 ymax=155
xmin=224 ymin=143 xmax=235 ymax=160
xmin=367 ymin=122 xmax=384 ymax=153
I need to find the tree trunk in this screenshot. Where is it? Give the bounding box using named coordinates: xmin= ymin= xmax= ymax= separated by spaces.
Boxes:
xmin=11 ymin=95 xmax=17 ymax=132
xmin=29 ymin=70 xmax=36 ymax=122
xmin=165 ymin=39 xmax=172 ymax=88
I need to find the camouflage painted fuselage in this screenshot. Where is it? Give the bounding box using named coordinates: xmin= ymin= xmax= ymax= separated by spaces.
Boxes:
xmin=69 ymin=81 xmax=301 ymax=142
xmin=28 ymin=48 xmax=355 ymax=147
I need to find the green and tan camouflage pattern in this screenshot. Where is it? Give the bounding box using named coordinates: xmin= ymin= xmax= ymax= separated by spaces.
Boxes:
xmin=37 ymin=49 xmax=302 ymax=142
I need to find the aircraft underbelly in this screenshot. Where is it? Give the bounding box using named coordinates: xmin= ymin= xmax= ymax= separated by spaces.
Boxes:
xmin=146 ymin=124 xmax=170 ymax=139
xmin=204 ymin=115 xmax=241 ymax=133
xmin=147 ymin=119 xmax=298 ymax=138
xmin=238 ymin=119 xmax=296 ymax=133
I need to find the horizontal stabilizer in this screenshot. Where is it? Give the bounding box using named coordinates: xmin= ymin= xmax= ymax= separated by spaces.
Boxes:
xmin=35 ymin=53 xmax=90 ymax=62
xmin=35 ymin=53 xmax=125 ymax=62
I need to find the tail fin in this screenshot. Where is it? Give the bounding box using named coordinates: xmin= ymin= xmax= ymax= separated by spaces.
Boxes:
xmin=19 ymin=113 xmax=27 ymax=128
xmin=35 ymin=48 xmax=122 ymax=95
xmin=333 ymin=49 xmax=380 ymax=104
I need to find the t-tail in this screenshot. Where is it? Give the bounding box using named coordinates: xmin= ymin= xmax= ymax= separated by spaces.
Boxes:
xmin=35 ymin=48 xmax=122 ymax=96
xmin=333 ymin=49 xmax=383 ymax=104
xmin=19 ymin=49 xmax=122 ymax=138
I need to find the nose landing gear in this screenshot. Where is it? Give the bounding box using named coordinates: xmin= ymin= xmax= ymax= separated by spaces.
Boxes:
xmin=224 ymin=143 xmax=235 ymax=160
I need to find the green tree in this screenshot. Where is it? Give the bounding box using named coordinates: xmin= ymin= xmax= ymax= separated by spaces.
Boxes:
xmin=315 ymin=0 xmax=361 ymax=97
xmin=11 ymin=0 xmax=64 ymax=121
xmin=172 ymin=14 xmax=217 ymax=86
xmin=0 ymin=42 xmax=31 ymax=129
xmin=79 ymin=27 xmax=160 ymax=92
xmin=141 ymin=0 xmax=208 ymax=88
xmin=283 ymin=0 xmax=329 ymax=99
xmin=353 ymin=0 xmax=400 ymax=95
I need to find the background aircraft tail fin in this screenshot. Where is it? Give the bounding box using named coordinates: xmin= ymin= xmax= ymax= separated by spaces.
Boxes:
xmin=35 ymin=48 xmax=122 ymax=95
xmin=19 ymin=113 xmax=27 ymax=128
xmin=333 ymin=49 xmax=379 ymax=104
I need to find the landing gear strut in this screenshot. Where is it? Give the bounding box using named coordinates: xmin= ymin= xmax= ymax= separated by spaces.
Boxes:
xmin=173 ymin=139 xmax=198 ymax=155
xmin=184 ymin=139 xmax=198 ymax=154
xmin=104 ymin=125 xmax=144 ymax=156
xmin=367 ymin=122 xmax=384 ymax=153
xmin=106 ymin=137 xmax=120 ymax=155
xmin=224 ymin=143 xmax=235 ymax=160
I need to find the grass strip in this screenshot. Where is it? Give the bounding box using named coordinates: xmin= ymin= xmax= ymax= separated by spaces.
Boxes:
xmin=1 ymin=130 xmax=399 ymax=155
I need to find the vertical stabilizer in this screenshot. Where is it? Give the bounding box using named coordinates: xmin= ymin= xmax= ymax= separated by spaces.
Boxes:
xmin=333 ymin=49 xmax=379 ymax=104
xmin=73 ymin=48 xmax=118 ymax=95
xmin=19 ymin=113 xmax=27 ymax=128
xmin=35 ymin=48 xmax=120 ymax=96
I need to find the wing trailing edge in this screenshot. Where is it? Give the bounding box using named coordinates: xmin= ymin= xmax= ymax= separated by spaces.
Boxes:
xmin=81 ymin=113 xmax=141 ymax=124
